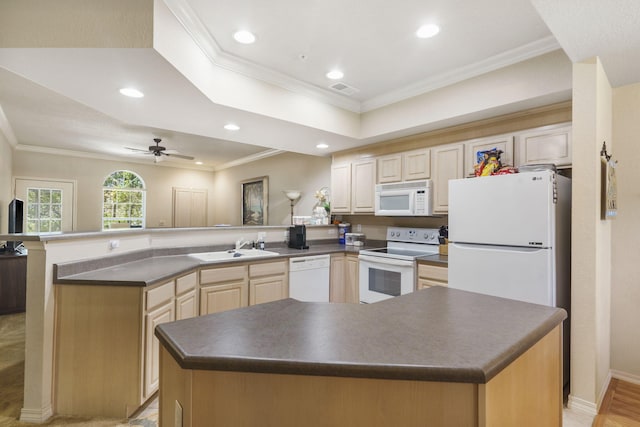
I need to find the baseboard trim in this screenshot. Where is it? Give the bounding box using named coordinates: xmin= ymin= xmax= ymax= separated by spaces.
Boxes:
xmin=567 ymin=394 xmax=598 ymax=416
xmin=611 ymin=369 xmax=640 ymax=386
xmin=597 ymin=371 xmax=613 ymax=410
xmin=20 ymin=405 xmax=53 ymax=424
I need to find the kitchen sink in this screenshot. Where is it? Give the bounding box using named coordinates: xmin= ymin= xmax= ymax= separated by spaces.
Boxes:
xmin=189 ymin=249 xmax=279 ymax=262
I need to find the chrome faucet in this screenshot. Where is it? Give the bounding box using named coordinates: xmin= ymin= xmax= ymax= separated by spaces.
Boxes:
xmin=235 ymin=238 xmax=251 ymax=251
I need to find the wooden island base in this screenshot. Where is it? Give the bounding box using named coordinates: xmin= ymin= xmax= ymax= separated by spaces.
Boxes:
xmin=159 ymin=325 xmax=561 ymax=427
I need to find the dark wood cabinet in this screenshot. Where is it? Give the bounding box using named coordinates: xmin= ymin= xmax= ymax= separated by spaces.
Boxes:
xmin=0 ymin=253 xmax=27 ymax=315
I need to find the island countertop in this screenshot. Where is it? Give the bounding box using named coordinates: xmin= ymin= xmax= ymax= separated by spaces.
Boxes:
xmin=155 ymin=286 xmax=566 ymax=384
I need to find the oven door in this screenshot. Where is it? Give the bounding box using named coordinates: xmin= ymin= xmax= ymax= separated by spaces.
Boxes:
xmin=358 ymin=254 xmax=415 ymax=304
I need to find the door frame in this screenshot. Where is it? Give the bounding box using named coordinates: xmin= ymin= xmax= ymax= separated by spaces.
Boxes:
xmin=13 ymin=176 xmax=78 ymax=232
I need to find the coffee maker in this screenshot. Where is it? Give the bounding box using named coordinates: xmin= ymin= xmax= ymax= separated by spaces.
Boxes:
xmin=288 ymin=225 xmax=309 ymax=249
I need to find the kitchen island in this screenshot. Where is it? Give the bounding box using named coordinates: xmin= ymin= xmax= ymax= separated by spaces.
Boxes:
xmin=156 ymin=286 xmax=566 ymax=427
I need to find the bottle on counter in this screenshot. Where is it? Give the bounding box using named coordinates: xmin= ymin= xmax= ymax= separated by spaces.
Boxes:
xmin=338 ymin=223 xmax=351 ymax=244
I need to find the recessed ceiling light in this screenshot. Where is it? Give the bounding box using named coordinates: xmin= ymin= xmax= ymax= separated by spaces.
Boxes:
xmin=224 ymin=123 xmax=240 ymax=131
xmin=316 ymin=143 xmax=329 ymax=149
xmin=195 ymin=161 xmax=203 ymax=165
xmin=416 ymin=24 xmax=440 ymax=39
xmin=233 ymin=30 xmax=256 ymax=44
xmin=326 ymin=70 xmax=344 ymax=80
xmin=119 ymin=87 xmax=144 ymax=98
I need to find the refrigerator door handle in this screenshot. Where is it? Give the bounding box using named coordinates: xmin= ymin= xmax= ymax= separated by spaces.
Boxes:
xmin=450 ymin=242 xmax=550 ymax=252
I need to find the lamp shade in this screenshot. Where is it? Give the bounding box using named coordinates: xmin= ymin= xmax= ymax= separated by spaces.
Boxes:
xmin=283 ymin=190 xmax=301 ymax=201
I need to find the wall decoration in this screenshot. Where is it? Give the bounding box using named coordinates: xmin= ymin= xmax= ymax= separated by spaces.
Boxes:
xmin=600 ymin=141 xmax=617 ymax=219
xmin=241 ymin=176 xmax=268 ymax=225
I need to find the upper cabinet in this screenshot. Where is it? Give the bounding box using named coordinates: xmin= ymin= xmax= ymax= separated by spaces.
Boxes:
xmin=331 ymin=159 xmax=376 ymax=214
xmin=431 ymin=143 xmax=464 ymax=214
xmin=330 ymin=163 xmax=352 ymax=213
xmin=516 ymin=123 xmax=572 ymax=168
xmin=351 ymin=159 xmax=376 ymax=213
xmin=403 ymin=148 xmax=431 ymax=181
xmin=376 ymin=148 xmax=431 ymax=183
xmin=463 ymin=135 xmax=514 ymax=177
xmin=377 ymin=154 xmax=402 ymax=183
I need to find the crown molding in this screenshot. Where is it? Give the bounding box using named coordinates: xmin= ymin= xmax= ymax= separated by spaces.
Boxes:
xmin=15 ymin=144 xmax=217 ymax=171
xmin=162 ymin=0 xmax=363 ymax=113
xmin=361 ymin=36 xmax=562 ymax=112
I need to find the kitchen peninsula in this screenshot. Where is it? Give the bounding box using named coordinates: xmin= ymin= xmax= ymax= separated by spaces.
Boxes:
xmin=156 ymin=286 xmax=566 ymax=427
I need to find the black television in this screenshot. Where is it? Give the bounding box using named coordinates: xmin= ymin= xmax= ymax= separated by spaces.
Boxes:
xmin=6 ymin=198 xmax=24 ymax=252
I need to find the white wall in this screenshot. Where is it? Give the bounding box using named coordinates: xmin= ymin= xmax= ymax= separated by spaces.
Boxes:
xmin=0 ymin=130 xmax=13 ymax=235
xmin=611 ymin=83 xmax=640 ymax=379
xmin=213 ymin=152 xmax=332 ymax=226
xmin=570 ymin=56 xmax=612 ymax=412
xmin=13 ymin=150 xmax=217 ymax=231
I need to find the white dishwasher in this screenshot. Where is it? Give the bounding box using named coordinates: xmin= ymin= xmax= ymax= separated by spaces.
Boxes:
xmin=288 ymin=254 xmax=331 ymax=302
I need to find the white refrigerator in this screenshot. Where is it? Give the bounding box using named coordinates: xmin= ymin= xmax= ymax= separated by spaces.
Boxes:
xmin=448 ymin=169 xmax=571 ymax=386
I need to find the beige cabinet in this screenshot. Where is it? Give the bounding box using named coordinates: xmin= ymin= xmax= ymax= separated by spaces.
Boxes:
xmin=377 ymin=148 xmax=430 ymax=183
xmin=330 ymin=253 xmax=359 ymax=303
xmin=330 ymin=159 xmax=376 ymax=214
xmin=144 ymin=299 xmax=174 ymax=399
xmin=463 ymin=135 xmax=514 ymax=177
xmin=377 ymin=154 xmax=403 ymax=183
xmin=403 ymin=148 xmax=431 ymax=181
xmin=249 ymin=260 xmax=289 ymax=305
xmin=431 ymin=143 xmax=464 ymax=214
xmin=330 ymin=163 xmax=352 ymax=213
xmin=352 ymin=159 xmax=376 ymax=213
xmin=175 ymin=271 xmax=198 ymax=320
xmin=200 ymin=264 xmax=249 ymax=315
xmin=516 ymin=123 xmax=572 ymax=167
xmin=417 ymin=263 xmax=448 ymax=290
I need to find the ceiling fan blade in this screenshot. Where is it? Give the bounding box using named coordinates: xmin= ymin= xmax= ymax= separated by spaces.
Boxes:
xmin=165 ymin=153 xmax=195 ymax=160
xmin=125 ymin=147 xmax=152 ymax=153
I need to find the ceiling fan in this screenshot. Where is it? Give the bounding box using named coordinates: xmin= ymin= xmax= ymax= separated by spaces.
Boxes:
xmin=126 ymin=138 xmax=195 ymax=163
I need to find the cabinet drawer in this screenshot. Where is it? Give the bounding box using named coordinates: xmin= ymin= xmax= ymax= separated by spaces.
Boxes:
xmin=200 ymin=265 xmax=247 ymax=285
xmin=146 ymin=280 xmax=175 ymax=311
xmin=176 ymin=271 xmax=197 ymax=295
xmin=418 ymin=264 xmax=448 ymax=282
xmin=249 ymin=260 xmax=287 ymax=278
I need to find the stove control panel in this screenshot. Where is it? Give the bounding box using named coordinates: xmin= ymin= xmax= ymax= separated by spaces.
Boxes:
xmin=386 ymin=227 xmax=440 ymax=245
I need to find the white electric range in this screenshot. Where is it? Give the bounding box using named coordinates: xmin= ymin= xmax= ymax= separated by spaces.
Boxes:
xmin=358 ymin=227 xmax=440 ymax=303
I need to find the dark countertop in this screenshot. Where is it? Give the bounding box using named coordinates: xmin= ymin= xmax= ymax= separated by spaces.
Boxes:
xmin=155 ymin=286 xmax=566 ymax=384
xmin=417 ymin=253 xmax=448 ymax=266
xmin=54 ymin=242 xmax=382 ymax=287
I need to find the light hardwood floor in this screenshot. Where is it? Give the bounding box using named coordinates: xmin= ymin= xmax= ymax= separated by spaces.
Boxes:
xmin=593 ymin=378 xmax=640 ymax=426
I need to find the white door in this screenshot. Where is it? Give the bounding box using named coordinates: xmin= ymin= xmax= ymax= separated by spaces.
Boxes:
xmin=14 ymin=178 xmax=76 ymax=232
xmin=448 ymin=171 xmax=554 ymax=248
xmin=448 ymin=243 xmax=555 ymax=306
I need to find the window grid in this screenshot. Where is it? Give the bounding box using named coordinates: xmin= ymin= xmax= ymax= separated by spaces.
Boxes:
xmin=26 ymin=188 xmax=63 ymax=233
xmin=102 ymin=171 xmax=146 ymax=230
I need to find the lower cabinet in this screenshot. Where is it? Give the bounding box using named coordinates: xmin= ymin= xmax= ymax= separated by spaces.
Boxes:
xmin=417 ymin=263 xmax=448 ymax=290
xmin=330 ymin=253 xmax=359 ymax=303
xmin=200 ymin=264 xmax=249 ymax=315
xmin=143 ymin=300 xmax=174 ymax=400
xmin=54 ymin=271 xmax=198 ymax=418
xmin=249 ymin=259 xmax=289 ymax=305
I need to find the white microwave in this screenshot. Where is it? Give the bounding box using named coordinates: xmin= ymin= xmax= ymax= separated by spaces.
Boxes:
xmin=374 ymin=180 xmax=434 ymax=216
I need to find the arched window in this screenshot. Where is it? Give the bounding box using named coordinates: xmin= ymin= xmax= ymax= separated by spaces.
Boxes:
xmin=102 ymin=170 xmax=146 ymax=230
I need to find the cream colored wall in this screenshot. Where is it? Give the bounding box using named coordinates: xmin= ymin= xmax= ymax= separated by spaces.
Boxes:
xmin=213 ymin=152 xmax=332 ymax=226
xmin=13 ymin=150 xmax=216 ymax=231
xmin=570 ymin=57 xmax=612 ymax=411
xmin=610 ymin=83 xmax=640 ymax=378
xmin=0 ymin=133 xmax=13 ymax=235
